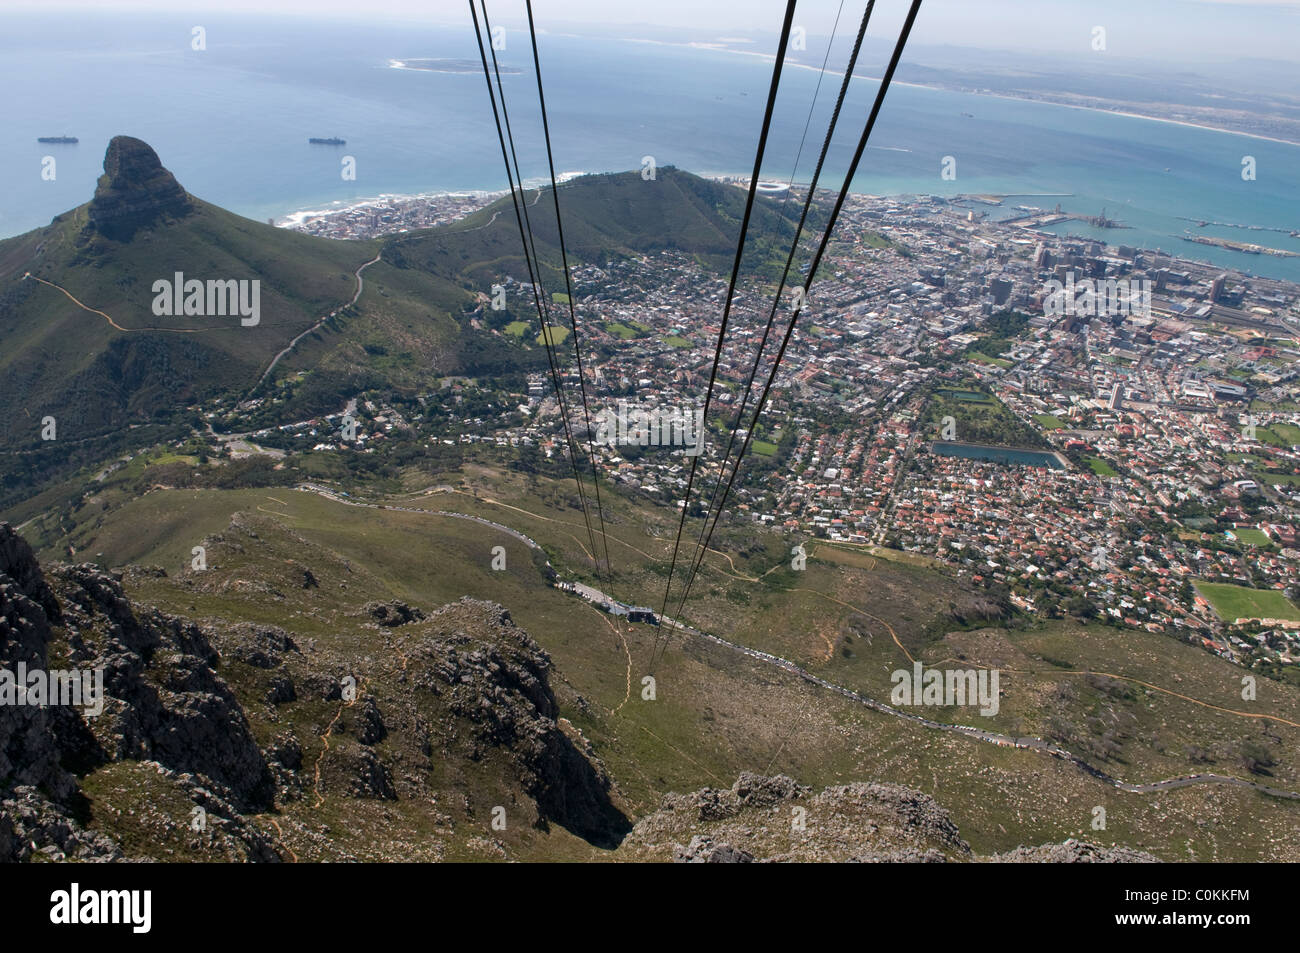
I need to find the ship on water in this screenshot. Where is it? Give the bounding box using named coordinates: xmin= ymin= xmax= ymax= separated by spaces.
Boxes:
xmin=308 ymin=136 xmax=346 ymax=145
xmin=37 ymin=136 xmax=78 ymax=144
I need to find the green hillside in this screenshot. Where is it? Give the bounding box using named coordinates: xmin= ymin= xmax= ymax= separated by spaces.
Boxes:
xmin=26 ymin=458 xmax=1300 ymax=861
xmin=383 ymin=166 xmax=813 ymax=287
xmin=0 ymin=144 xmax=804 ymax=510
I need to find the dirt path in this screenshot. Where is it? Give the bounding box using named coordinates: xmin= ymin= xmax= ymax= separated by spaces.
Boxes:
xmin=24 ymin=272 xmax=213 ymax=333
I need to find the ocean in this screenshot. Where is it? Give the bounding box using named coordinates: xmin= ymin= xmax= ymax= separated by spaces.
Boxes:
xmin=4 ymin=10 xmax=1300 ymax=281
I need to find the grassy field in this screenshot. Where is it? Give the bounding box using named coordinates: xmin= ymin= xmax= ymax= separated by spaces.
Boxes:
xmin=1259 ymin=423 xmax=1300 ymax=448
xmin=1273 ymin=422 xmax=1300 ymax=443
xmin=1231 ymin=528 xmax=1272 ymax=546
xmin=147 ymin=451 xmax=200 ymax=466
xmin=968 ymin=351 xmax=1013 ymax=368
xmin=936 ymin=389 xmax=995 ymax=404
xmin=604 ymin=321 xmax=639 ymax=340
xmin=662 ymin=335 xmax=691 ymax=348
xmin=1085 ymin=456 xmax=1118 ymax=477
xmin=1034 ymin=413 xmax=1066 ymax=430
xmin=505 ymin=320 xmax=530 ymax=338
xmin=925 ymin=382 xmax=1046 ymax=449
xmin=751 ymin=439 xmax=778 ymax=457
xmin=537 ymin=325 xmax=571 ymax=347
xmin=1196 ymin=581 xmax=1300 ymax=621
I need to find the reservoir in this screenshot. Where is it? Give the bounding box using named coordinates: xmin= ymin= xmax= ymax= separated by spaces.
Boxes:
xmin=931 ymin=442 xmax=1067 ymax=469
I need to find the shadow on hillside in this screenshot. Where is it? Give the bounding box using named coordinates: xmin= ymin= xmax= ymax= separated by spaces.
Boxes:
xmin=537 ymin=732 xmax=632 ymax=850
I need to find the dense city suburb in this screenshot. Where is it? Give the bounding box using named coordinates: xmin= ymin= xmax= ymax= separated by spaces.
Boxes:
xmin=256 ymin=182 xmax=1300 ymax=671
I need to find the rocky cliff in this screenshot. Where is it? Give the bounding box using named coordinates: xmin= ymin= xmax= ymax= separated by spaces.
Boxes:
xmin=86 ymin=135 xmax=192 ymax=241
xmin=0 ymin=523 xmax=274 ymax=860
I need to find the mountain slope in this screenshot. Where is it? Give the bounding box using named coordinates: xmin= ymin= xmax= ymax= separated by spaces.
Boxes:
xmin=384 ymin=165 xmax=812 ymax=288
xmin=0 ymin=139 xmax=380 ymax=428
xmin=0 ymin=138 xmax=484 ymax=504
xmin=0 ymin=142 xmax=802 ymax=510
xmin=0 ymin=521 xmax=629 ymax=861
xmin=2 ymin=519 xmax=1160 ymax=863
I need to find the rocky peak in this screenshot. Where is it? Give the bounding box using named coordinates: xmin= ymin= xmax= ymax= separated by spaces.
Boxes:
xmin=86 ymin=136 xmax=192 ymax=241
xmin=0 ymin=523 xmax=59 ymax=622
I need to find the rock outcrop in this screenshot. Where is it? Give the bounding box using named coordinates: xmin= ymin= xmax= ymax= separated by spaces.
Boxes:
xmin=49 ymin=561 xmax=275 ymax=811
xmin=624 ymin=772 xmax=970 ymax=862
xmin=409 ymin=598 xmax=630 ymax=847
xmin=0 ymin=526 xmax=74 ymax=804
xmin=624 ymin=772 xmax=1155 ymax=863
xmin=989 ymin=839 xmax=1159 ymax=863
xmin=0 ymin=524 xmax=274 ymax=861
xmin=674 ymin=836 xmax=755 ymax=863
xmin=86 ymin=136 xmax=192 ymax=241
xmin=5 ymin=511 xmax=636 ymax=860
xmin=364 ymin=600 xmax=425 ymax=627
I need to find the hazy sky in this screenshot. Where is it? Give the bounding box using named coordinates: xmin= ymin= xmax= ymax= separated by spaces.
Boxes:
xmin=9 ymin=0 xmax=1300 ymax=61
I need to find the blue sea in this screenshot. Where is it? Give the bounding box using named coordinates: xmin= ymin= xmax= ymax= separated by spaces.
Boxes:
xmin=4 ymin=11 xmax=1300 ymax=281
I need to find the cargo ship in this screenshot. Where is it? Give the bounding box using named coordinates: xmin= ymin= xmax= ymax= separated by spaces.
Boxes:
xmin=308 ymin=136 xmax=346 ymax=145
xmin=37 ymin=136 xmax=78 ymax=144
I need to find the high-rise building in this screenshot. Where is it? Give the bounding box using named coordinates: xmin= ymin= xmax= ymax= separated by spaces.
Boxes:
xmin=1211 ymin=274 xmax=1227 ymax=302
xmin=990 ymin=275 xmax=1013 ymax=306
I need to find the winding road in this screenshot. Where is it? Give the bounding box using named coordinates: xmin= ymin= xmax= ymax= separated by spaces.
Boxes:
xmin=255 ymin=252 xmax=382 ymax=387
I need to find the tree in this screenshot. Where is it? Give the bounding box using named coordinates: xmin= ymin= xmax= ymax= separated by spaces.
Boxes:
xmin=1066 ymin=595 xmax=1098 ymax=619
xmin=1239 ymin=739 xmax=1276 ymax=776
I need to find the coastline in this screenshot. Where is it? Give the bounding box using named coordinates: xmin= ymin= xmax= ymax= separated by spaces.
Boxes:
xmin=275 ymin=170 xmax=589 ymax=233
xmin=633 ymin=35 xmax=1300 ymax=149
xmin=276 ymin=188 xmax=504 ymax=228
xmin=939 ymin=86 xmax=1300 ymax=150
xmin=271 ymin=175 xmax=1299 ymax=287
xmin=257 ymin=44 xmax=1296 ymax=253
